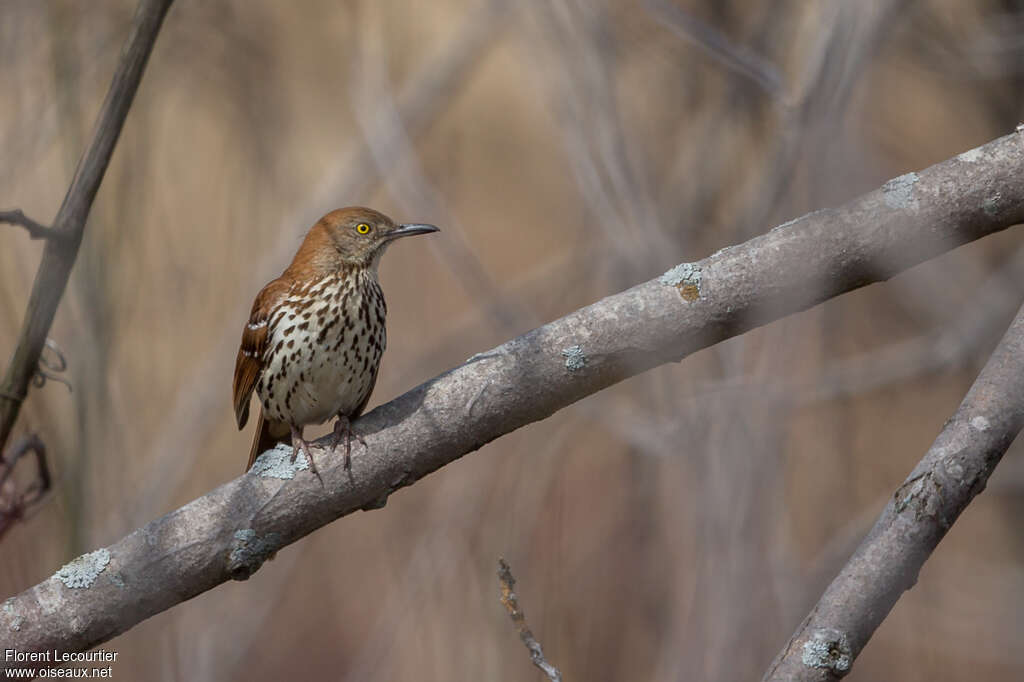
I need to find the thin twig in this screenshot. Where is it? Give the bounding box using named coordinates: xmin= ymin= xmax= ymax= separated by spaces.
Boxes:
xmin=0 ymin=210 xmax=57 ymax=240
xmin=498 ymin=558 xmax=562 ymax=682
xmin=0 ymin=0 xmax=174 ymax=452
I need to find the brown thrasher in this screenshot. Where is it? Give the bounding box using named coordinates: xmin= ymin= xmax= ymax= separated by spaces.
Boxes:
xmin=232 ymin=207 xmax=439 ymax=476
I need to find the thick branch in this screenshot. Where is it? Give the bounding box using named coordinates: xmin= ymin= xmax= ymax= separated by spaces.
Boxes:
xmin=0 ymin=0 xmax=174 ymax=451
xmin=763 ymin=296 xmax=1024 ymax=680
xmin=1 ymin=132 xmax=1023 ymax=658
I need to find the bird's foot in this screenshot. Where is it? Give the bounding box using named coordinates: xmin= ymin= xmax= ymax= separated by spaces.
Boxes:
xmin=290 ymin=425 xmax=323 ymax=485
xmin=329 ymin=415 xmax=367 ymax=471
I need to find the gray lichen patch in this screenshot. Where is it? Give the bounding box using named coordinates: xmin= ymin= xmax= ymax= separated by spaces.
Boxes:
xmin=983 ymin=193 xmax=1002 ymax=217
xmin=894 ymin=472 xmax=942 ymax=521
xmin=801 ymin=628 xmax=852 ymax=673
xmin=4 ymin=599 xmax=24 ymax=632
xmin=659 ymin=262 xmax=702 ymax=288
xmin=55 ymin=548 xmax=111 ymax=589
xmin=227 ymin=529 xmax=283 ymax=580
xmin=561 ymin=345 xmax=587 ymax=372
xmin=249 ymin=443 xmax=310 ymax=479
xmin=957 ymin=147 xmax=984 ymax=164
xmin=659 ymin=262 xmax=702 ymax=301
xmin=969 ymin=415 xmax=991 ymax=432
xmin=882 ymin=172 xmax=919 ymax=210
xmin=944 ymin=457 xmax=965 ymax=480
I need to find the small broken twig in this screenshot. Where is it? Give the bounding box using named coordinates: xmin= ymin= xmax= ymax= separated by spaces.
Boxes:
xmin=498 ymin=557 xmax=562 ymax=682
xmin=0 ymin=209 xmax=57 ymax=240
xmin=0 ymin=434 xmax=52 ymax=542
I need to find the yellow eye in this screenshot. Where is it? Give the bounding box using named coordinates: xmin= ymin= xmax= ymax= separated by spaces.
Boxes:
xmin=356 ymin=223 xmax=371 ymax=235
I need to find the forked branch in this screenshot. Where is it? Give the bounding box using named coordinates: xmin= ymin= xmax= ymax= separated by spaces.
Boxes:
xmin=0 ymin=210 xmax=57 ymax=240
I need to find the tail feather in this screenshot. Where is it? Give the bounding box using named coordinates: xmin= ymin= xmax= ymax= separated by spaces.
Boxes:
xmin=246 ymin=408 xmax=291 ymax=471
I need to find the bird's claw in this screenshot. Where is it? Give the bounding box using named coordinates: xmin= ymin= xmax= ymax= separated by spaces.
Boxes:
xmin=290 ymin=427 xmax=323 ymax=485
xmin=330 ymin=416 xmax=366 ymax=471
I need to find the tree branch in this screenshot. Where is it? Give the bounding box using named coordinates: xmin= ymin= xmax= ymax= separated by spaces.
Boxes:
xmin=762 ymin=302 xmax=1024 ymax=680
xmin=498 ymin=558 xmax=562 ymax=682
xmin=0 ymin=0 xmax=174 ymax=452
xmin=1 ymin=132 xmax=1023 ymax=659
xmin=0 ymin=210 xmax=57 ymax=240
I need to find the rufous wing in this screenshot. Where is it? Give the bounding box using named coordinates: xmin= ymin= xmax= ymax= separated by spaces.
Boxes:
xmin=232 ymin=278 xmax=289 ymax=430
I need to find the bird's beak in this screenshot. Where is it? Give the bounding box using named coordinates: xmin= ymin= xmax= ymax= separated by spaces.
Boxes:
xmin=387 ymin=223 xmax=440 ymax=240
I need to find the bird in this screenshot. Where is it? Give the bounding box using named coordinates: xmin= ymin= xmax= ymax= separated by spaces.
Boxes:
xmin=232 ymin=206 xmax=439 ymax=477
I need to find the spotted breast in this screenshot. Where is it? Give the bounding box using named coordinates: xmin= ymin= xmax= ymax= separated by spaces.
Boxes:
xmin=257 ymin=270 xmax=386 ymax=428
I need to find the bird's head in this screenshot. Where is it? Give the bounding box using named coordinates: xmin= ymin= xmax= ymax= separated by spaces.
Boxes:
xmin=304 ymin=206 xmax=439 ymax=272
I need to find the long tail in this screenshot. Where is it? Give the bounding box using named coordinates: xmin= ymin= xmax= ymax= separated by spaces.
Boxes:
xmin=246 ymin=408 xmax=291 ymax=471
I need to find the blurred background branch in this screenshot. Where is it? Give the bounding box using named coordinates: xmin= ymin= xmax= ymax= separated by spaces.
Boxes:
xmin=645 ymin=0 xmax=783 ymax=97
xmin=0 ymin=0 xmax=174 ymax=454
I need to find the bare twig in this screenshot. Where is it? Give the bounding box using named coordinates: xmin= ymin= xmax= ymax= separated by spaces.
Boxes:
xmin=498 ymin=558 xmax=562 ymax=682
xmin=0 ymin=132 xmax=1022 ymax=658
xmin=763 ymin=295 xmax=1024 ymax=681
xmin=0 ymin=434 xmax=51 ymax=542
xmin=0 ymin=0 xmax=174 ymax=452
xmin=0 ymin=210 xmax=57 ymax=240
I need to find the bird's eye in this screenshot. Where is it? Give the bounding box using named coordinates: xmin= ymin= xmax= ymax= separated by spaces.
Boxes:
xmin=355 ymin=223 xmax=371 ymax=235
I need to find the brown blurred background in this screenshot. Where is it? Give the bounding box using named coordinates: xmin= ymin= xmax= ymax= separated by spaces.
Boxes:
xmin=2 ymin=0 xmax=1024 ymax=679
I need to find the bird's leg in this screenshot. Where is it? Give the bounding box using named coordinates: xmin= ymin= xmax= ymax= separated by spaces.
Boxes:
xmin=329 ymin=414 xmax=367 ymax=470
xmin=290 ymin=424 xmax=322 ymax=485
